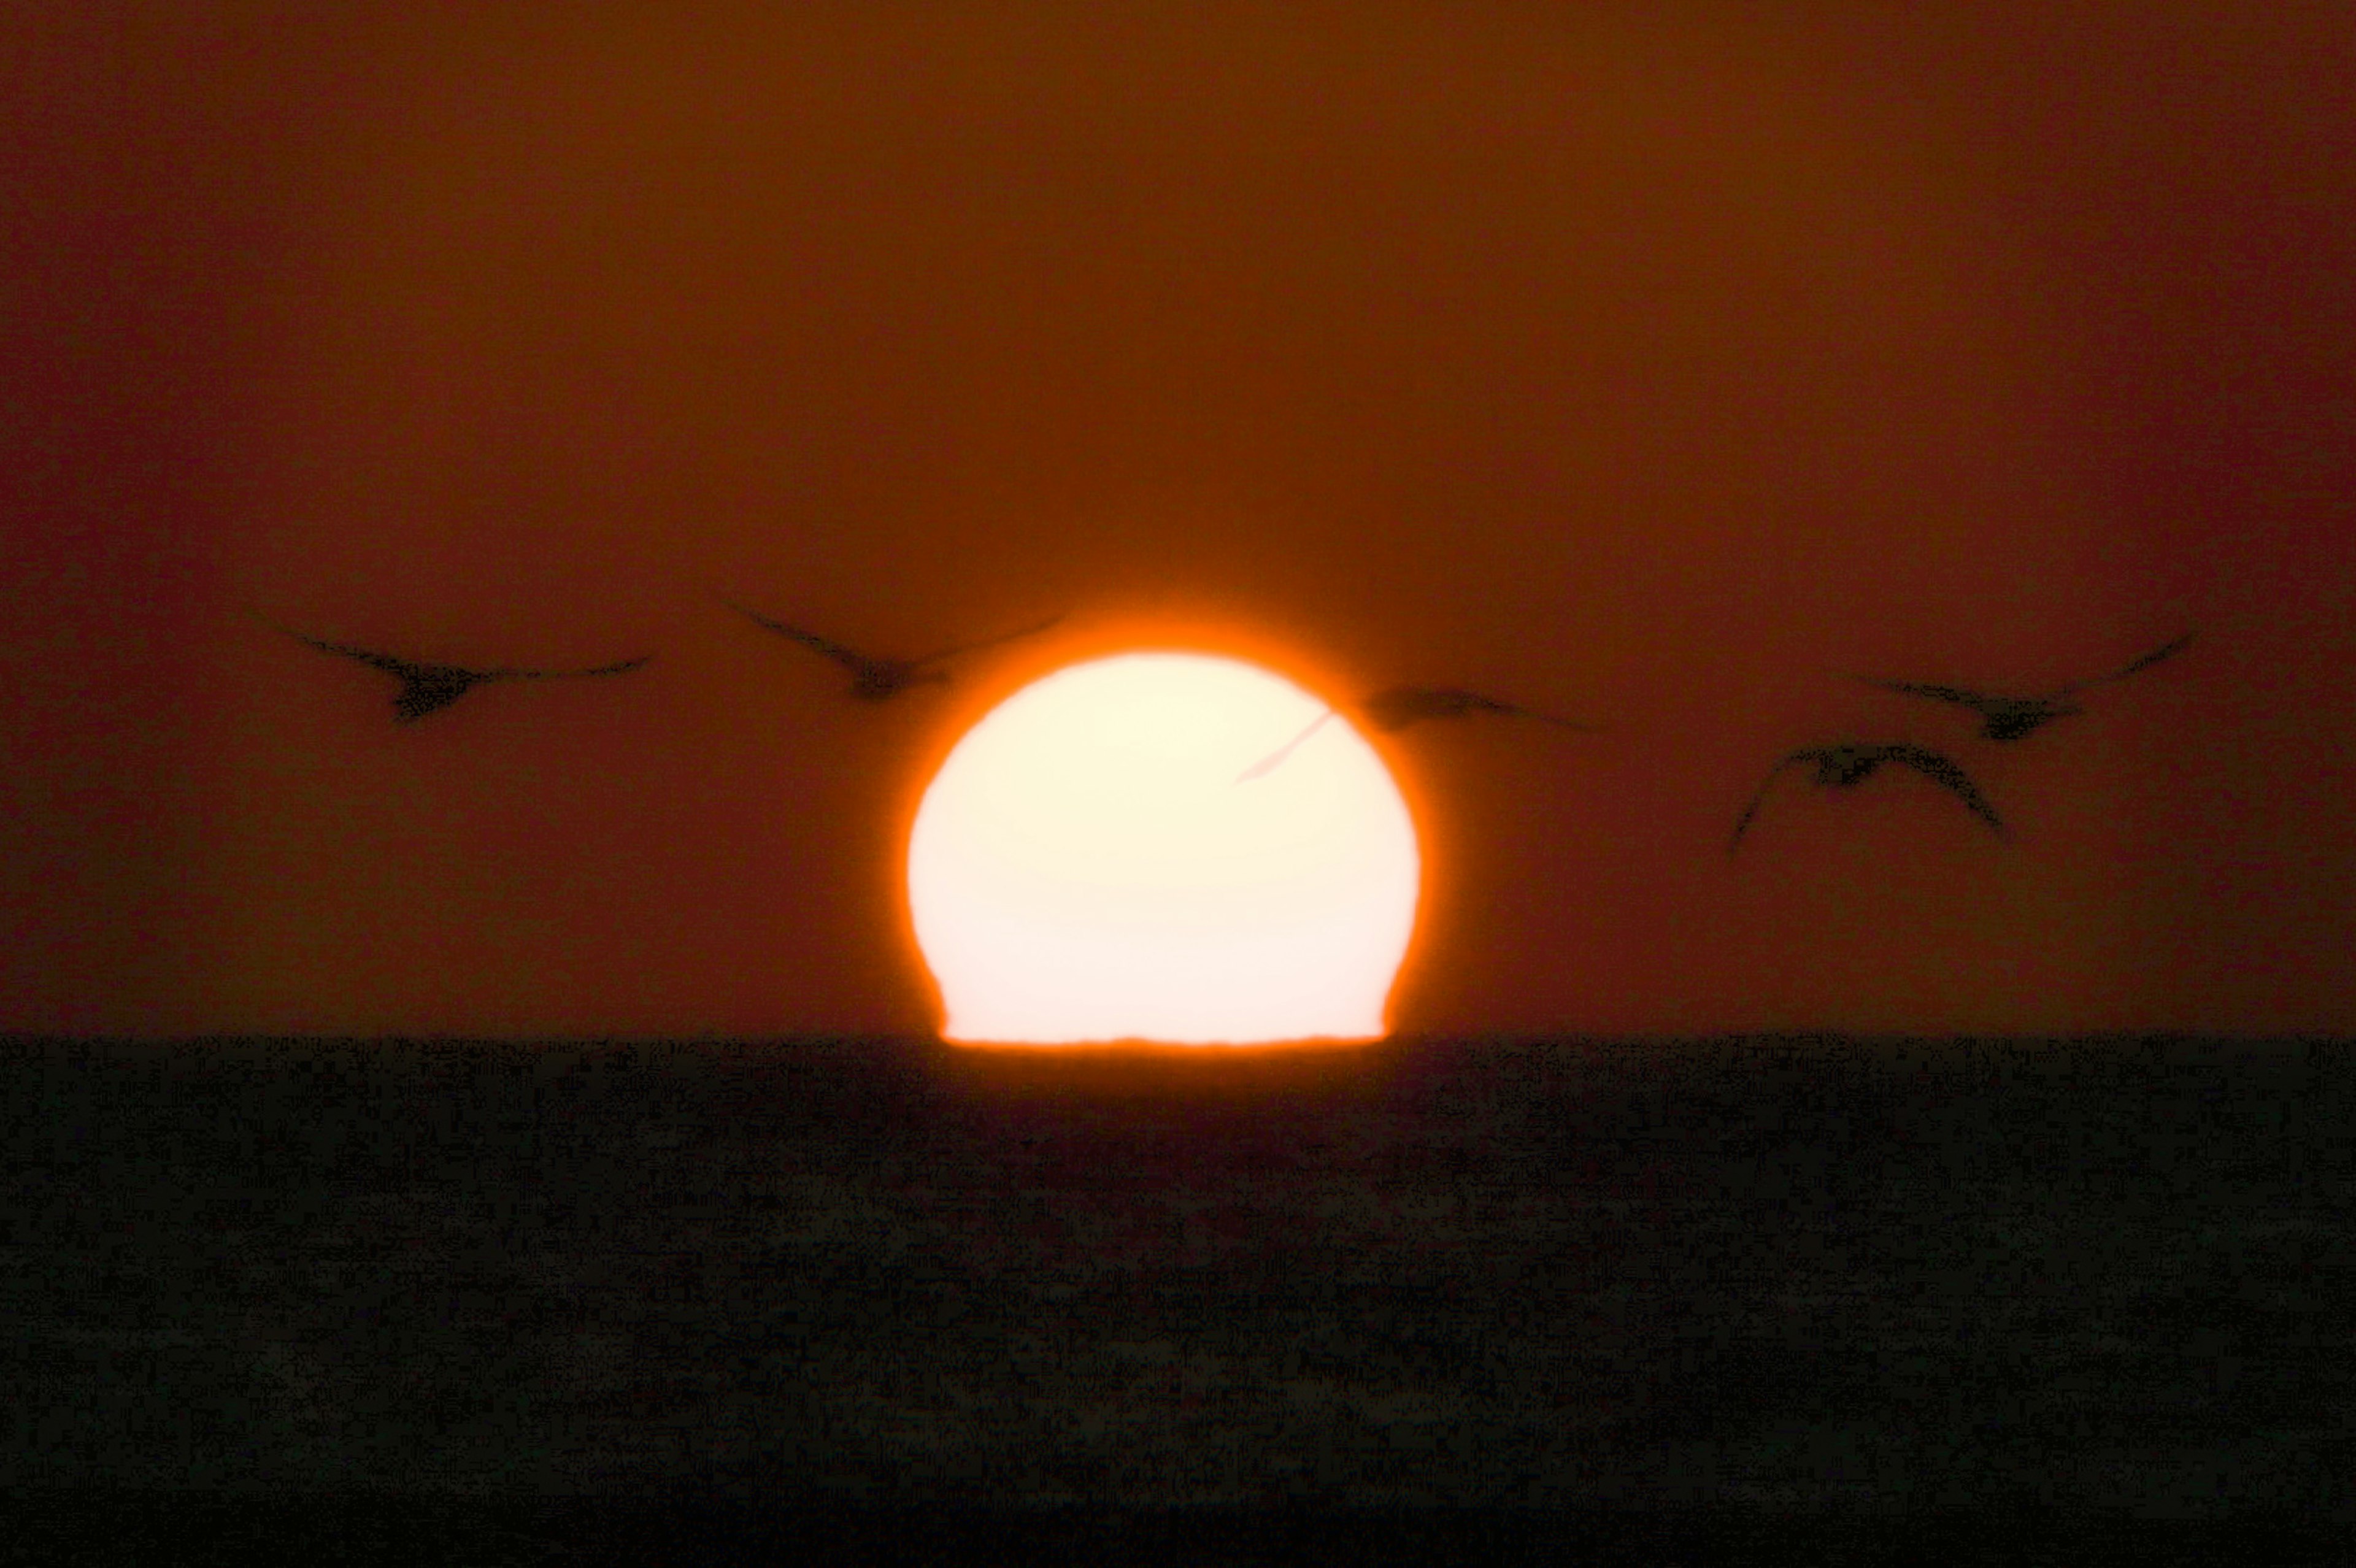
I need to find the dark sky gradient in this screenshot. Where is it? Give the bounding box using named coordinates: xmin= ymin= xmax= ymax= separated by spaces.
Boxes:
xmin=6 ymin=2 xmax=2351 ymax=1037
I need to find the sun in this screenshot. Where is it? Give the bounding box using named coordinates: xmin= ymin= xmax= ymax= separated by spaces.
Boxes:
xmin=906 ymin=652 xmax=1421 ymax=1046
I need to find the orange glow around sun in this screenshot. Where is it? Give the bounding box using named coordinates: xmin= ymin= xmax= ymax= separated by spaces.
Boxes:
xmin=906 ymin=653 xmax=1421 ymax=1046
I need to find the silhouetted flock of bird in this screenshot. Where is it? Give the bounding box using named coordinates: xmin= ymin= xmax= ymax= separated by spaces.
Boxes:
xmin=257 ymin=605 xmax=2194 ymax=855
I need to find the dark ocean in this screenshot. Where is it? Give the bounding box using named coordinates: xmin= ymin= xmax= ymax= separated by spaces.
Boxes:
xmin=4 ymin=1034 xmax=2349 ymax=1561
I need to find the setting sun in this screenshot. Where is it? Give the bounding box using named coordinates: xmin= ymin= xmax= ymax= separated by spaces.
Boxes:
xmin=906 ymin=653 xmax=1420 ymax=1045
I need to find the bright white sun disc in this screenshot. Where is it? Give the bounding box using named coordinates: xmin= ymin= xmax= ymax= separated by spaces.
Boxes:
xmin=907 ymin=653 xmax=1420 ymax=1045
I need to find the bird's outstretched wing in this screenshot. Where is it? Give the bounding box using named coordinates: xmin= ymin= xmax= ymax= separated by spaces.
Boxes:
xmin=720 ymin=600 xmax=876 ymax=672
xmin=1861 ymin=678 xmax=1993 ymax=710
xmin=255 ymin=614 xmax=423 ymax=678
xmin=2071 ymin=630 xmax=2196 ymax=692
xmin=907 ymin=614 xmax=1067 ymax=671
xmin=390 ymin=656 xmax=646 ymax=719
xmin=499 ymin=654 xmax=655 ymax=680
xmin=1369 ymin=686 xmax=1604 ymax=732
xmin=1236 ymin=711 xmax=1336 ymax=783
xmin=1506 ymin=702 xmax=1604 ymax=732
xmin=256 ymin=612 xmax=474 ymax=721
xmin=1730 ymin=751 xmax=1820 ymax=851
xmin=1884 ymin=745 xmax=2006 ymax=837
xmin=257 ymin=612 xmax=649 ymax=721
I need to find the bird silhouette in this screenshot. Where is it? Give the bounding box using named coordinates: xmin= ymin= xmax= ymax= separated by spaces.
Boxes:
xmin=1237 ymin=686 xmax=1600 ymax=782
xmin=1360 ymin=685 xmax=1602 ymax=734
xmin=1861 ymin=631 xmax=2195 ymax=742
xmin=723 ymin=600 xmax=1063 ymax=701
xmin=258 ymin=616 xmax=653 ymax=723
xmin=1730 ymin=742 xmax=2004 ymax=851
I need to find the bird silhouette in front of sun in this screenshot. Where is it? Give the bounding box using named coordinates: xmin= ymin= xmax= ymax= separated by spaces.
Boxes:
xmin=258 ymin=616 xmax=653 ymax=723
xmin=1730 ymin=742 xmax=2005 ymax=852
xmin=1238 ymin=685 xmax=1601 ymax=782
xmin=722 ymin=599 xmax=1064 ymax=701
xmin=1860 ymin=631 xmax=2196 ymax=742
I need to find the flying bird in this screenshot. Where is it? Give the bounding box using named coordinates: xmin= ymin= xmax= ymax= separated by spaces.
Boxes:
xmin=258 ymin=616 xmax=653 ymax=723
xmin=1730 ymin=742 xmax=2004 ymax=851
xmin=1238 ymin=686 xmax=1600 ymax=782
xmin=1860 ymin=631 xmax=2196 ymax=742
xmin=723 ymin=600 xmax=1063 ymax=701
xmin=1360 ymin=685 xmax=1603 ymax=734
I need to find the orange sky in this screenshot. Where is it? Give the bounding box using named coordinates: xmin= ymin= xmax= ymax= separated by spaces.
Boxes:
xmin=5 ymin=1 xmax=2351 ymax=1037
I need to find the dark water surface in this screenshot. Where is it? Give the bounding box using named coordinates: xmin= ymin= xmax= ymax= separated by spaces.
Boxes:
xmin=4 ymin=1034 xmax=2350 ymax=1527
